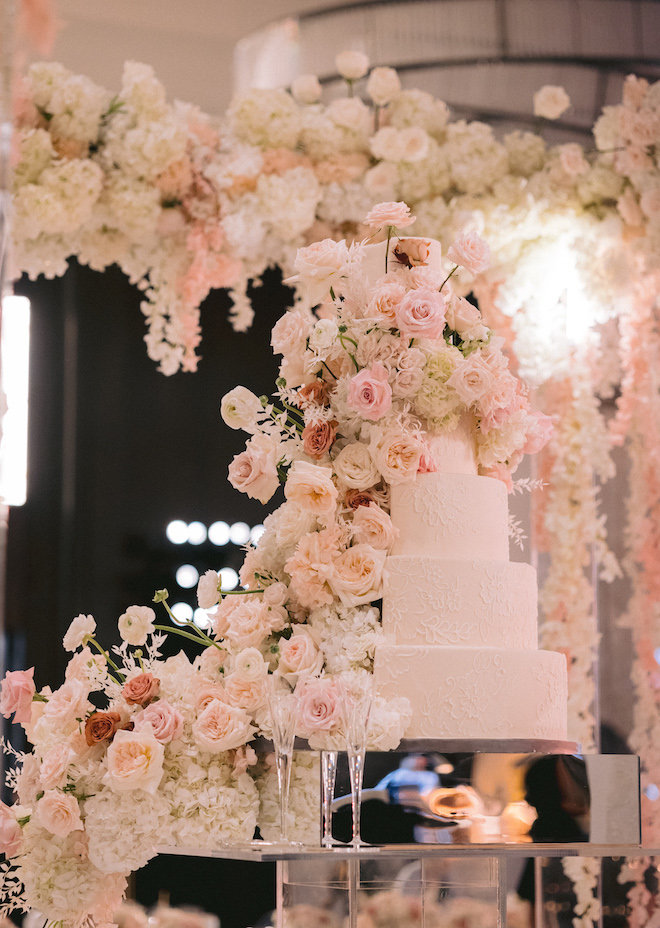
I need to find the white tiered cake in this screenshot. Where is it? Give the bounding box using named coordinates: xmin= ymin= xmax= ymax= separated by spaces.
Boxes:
xmin=364 ymin=238 xmax=568 ymax=744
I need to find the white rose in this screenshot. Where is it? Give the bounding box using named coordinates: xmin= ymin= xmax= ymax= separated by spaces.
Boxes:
xmin=327 ymin=97 xmax=371 ymax=135
xmin=367 ymin=67 xmax=401 ymax=106
xmin=289 ymin=240 xmax=350 ymax=307
xmin=399 ymin=126 xmax=430 ymax=163
xmin=63 ymin=614 xmax=96 ymax=652
xmin=291 ymin=74 xmax=322 ymax=105
xmin=333 ymin=442 xmax=380 ymax=490
xmin=37 ymin=790 xmax=83 ymax=837
xmin=276 ymin=627 xmax=323 ymax=681
xmin=533 ymin=85 xmax=571 ymax=120
xmin=351 ymin=503 xmax=398 ymax=550
xmin=197 ymin=569 xmax=221 ymax=609
xmin=104 ymin=728 xmax=165 ymax=794
xmin=273 ymin=502 xmax=319 ymax=552
xmin=263 ymin=581 xmax=289 ymax=607
xmin=329 ymin=544 xmax=386 ymax=606
xmin=220 ymin=386 xmax=263 ymax=432
xmin=285 ymin=461 xmax=338 ymax=515
xmin=271 ymin=307 xmax=312 ymax=356
xmin=335 ymin=50 xmax=370 ymax=80
xmin=117 ymin=606 xmax=156 ymax=646
xmin=309 ymin=318 xmax=339 ymax=352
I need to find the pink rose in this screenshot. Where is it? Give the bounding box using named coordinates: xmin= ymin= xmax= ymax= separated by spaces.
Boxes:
xmin=523 ymin=411 xmax=554 ymax=455
xmin=447 ymin=233 xmax=491 ymax=276
xmin=297 ymin=678 xmax=342 ymax=735
xmin=122 ymin=672 xmax=160 ymax=706
xmin=0 ymin=668 xmax=35 ymax=724
xmin=394 ymin=288 xmax=447 ymax=339
xmin=104 ymin=728 xmax=165 ymax=794
xmin=364 ymin=201 xmax=416 ymax=229
xmin=445 ymin=296 xmax=485 ymax=337
xmin=0 ymin=802 xmax=23 ymax=857
xmin=133 ymin=700 xmax=184 ymax=743
xmin=351 ymin=503 xmax=399 ymax=550
xmin=329 ymin=544 xmax=386 ymax=606
xmin=192 ymin=699 xmax=255 ymax=753
xmin=347 ymin=363 xmax=393 ymax=421
xmin=40 ymin=743 xmax=70 ymax=790
xmin=228 ymin=434 xmax=280 ymax=504
xmin=447 ymin=354 xmax=496 ymax=407
xmin=285 ymin=461 xmax=338 ymax=515
xmin=276 ymin=628 xmax=323 ymax=681
xmin=37 ymin=790 xmax=83 ymax=837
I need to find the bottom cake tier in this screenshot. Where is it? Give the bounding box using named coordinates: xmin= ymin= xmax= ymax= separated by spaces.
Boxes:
xmin=373 ymin=645 xmax=568 ymax=741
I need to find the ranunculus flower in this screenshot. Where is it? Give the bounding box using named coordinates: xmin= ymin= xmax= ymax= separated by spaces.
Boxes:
xmin=394 ymin=287 xmax=447 ymax=339
xmin=40 ymin=743 xmax=71 ymax=789
xmin=446 ymin=232 xmax=491 ymax=276
xmin=533 ymin=85 xmax=571 ymax=120
xmin=333 ymin=442 xmax=380 ymax=490
xmin=37 ymin=790 xmax=83 ymax=837
xmin=0 ymin=802 xmax=22 ymax=857
xmin=104 ymin=728 xmax=165 ymax=794
xmin=232 ymin=647 xmax=268 ymax=680
xmin=122 ymin=672 xmax=160 ymax=706
xmin=329 ymin=544 xmax=386 ymax=606
xmin=366 ymin=66 xmax=401 ymax=106
xmin=364 ymin=201 xmax=415 ymax=229
xmin=285 ymin=461 xmax=338 ymax=515
xmin=297 ymin=678 xmax=342 ymax=735
xmin=335 ymin=50 xmax=370 ymax=80
xmin=84 ymin=710 xmax=123 ymax=746
xmin=351 ymin=503 xmax=398 ymax=550
xmin=62 ymin=614 xmax=96 ymax=652
xmin=133 ymin=700 xmax=184 ymax=743
xmin=228 ymin=434 xmax=280 ymax=505
xmin=197 ymin=569 xmax=221 ymax=609
xmin=192 ymin=699 xmax=255 ymax=753
xmin=0 ymin=668 xmax=35 ymax=725
xmin=117 ymin=605 xmax=155 ymax=646
xmin=276 ymin=628 xmax=323 ymax=681
xmin=347 ymin=363 xmax=393 ymax=421
xmin=220 ymin=386 xmax=263 ymax=432
xmin=302 ymin=420 xmax=337 ymax=459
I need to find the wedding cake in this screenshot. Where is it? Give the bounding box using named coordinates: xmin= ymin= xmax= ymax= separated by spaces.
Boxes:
xmin=365 ymin=238 xmax=568 ymax=743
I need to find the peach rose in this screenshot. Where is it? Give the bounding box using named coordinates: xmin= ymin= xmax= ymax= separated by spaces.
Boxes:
xmin=392 ymin=238 xmax=431 ymax=268
xmin=0 ymin=802 xmax=22 ymax=857
xmin=37 ymin=790 xmax=83 ymax=837
xmin=351 ymin=503 xmax=398 ymax=550
xmin=44 ymin=679 xmax=92 ymax=731
xmin=445 ymin=296 xmax=486 ymax=338
xmin=369 ymin=427 xmax=423 ymax=484
xmin=133 ymin=700 xmax=184 ymax=743
xmin=329 ymin=544 xmax=386 ymax=606
xmin=447 ymin=232 xmax=491 ymax=276
xmin=285 ymin=461 xmax=338 ymax=515
xmin=395 ymin=288 xmax=447 ymax=339
xmin=347 ymin=363 xmax=393 ymax=421
xmin=223 ymin=673 xmax=268 ymax=712
xmin=104 ymin=728 xmax=165 ymax=794
xmin=276 ymin=628 xmax=323 ymax=681
xmin=122 ymin=672 xmax=160 ymax=706
xmin=40 ymin=743 xmax=71 ymax=789
xmin=0 ymin=668 xmax=35 ymax=725
xmin=297 ymin=678 xmax=342 ymax=735
xmin=228 ymin=434 xmax=280 ymax=504
xmin=226 ymin=600 xmax=287 ymax=649
xmin=194 ymin=683 xmax=228 ymax=712
xmin=84 ymin=710 xmax=123 ymax=746
xmin=285 ymin=524 xmax=342 ymax=609
xmin=192 ymin=699 xmax=255 ymax=753
xmin=302 ymin=420 xmax=337 ymax=459
xmin=345 ymin=488 xmax=380 ymax=510
xmin=367 ymin=280 xmax=406 ymax=325
xmin=364 ymin=201 xmax=415 ymax=229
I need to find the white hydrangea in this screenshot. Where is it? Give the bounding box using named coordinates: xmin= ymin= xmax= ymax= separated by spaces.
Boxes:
xmin=84 ymin=786 xmax=172 ymax=873
xmin=256 ymin=752 xmax=319 ymax=844
xmin=120 ymin=61 xmax=168 ymax=121
xmin=13 ymin=129 xmax=56 ymax=186
xmin=256 ymin=167 xmax=321 ymax=241
xmin=387 ymin=89 xmax=449 ymax=138
xmin=308 ymin=602 xmax=382 ymax=673
xmin=102 ymin=174 xmax=162 ymax=243
xmin=47 ymin=74 xmax=110 ymax=143
xmin=227 ymin=88 xmax=302 ymax=149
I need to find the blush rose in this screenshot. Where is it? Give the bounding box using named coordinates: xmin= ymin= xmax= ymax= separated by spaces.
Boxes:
xmin=347 ymin=363 xmax=393 ymax=421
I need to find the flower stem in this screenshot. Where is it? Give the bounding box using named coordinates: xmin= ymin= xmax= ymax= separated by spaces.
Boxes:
xmin=439 ymin=265 xmax=458 ymax=291
xmin=153 ymin=624 xmax=224 ymax=651
xmin=86 ymin=636 xmax=124 ymax=680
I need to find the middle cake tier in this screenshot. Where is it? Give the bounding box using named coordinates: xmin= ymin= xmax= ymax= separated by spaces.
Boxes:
xmin=382 ymin=556 xmax=538 ymax=650
xmin=389 ymin=472 xmax=510 ymax=561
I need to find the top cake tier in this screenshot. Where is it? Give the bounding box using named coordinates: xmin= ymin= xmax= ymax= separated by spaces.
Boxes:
xmin=390 ymin=472 xmax=510 ymax=561
xmin=360 ymin=236 xmax=443 ymax=284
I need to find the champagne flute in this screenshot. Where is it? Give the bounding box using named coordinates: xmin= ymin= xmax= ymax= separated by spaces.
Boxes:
xmin=266 ymin=674 xmax=299 ymax=844
xmin=339 ymin=673 xmax=374 ymax=848
xmin=321 ymin=750 xmax=339 ymax=847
